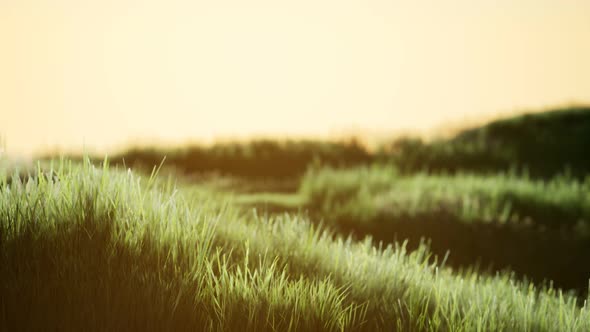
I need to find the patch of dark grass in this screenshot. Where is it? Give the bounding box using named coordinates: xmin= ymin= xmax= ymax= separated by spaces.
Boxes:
xmin=387 ymin=106 xmax=590 ymax=179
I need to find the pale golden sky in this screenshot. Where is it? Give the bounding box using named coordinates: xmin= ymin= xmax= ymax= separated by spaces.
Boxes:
xmin=1 ymin=0 xmax=589 ymax=156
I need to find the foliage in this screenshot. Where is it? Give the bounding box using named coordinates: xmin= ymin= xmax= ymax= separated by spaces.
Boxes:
xmin=108 ymin=139 xmax=371 ymax=179
xmin=296 ymin=165 xmax=590 ymax=292
xmin=43 ymin=107 xmax=590 ymax=181
xmin=300 ymin=165 xmax=590 ymax=228
xmin=2 ymin=159 xmax=590 ymax=331
xmin=387 ymin=106 xmax=590 ymax=179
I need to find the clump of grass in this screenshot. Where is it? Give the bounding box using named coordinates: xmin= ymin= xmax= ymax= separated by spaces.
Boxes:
xmin=1 ymin=158 xmax=590 ymax=331
xmin=300 ymin=165 xmax=590 ymax=229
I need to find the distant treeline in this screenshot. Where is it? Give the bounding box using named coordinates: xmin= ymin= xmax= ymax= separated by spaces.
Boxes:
xmin=108 ymin=139 xmax=372 ymax=178
xmin=53 ymin=106 xmax=590 ymax=179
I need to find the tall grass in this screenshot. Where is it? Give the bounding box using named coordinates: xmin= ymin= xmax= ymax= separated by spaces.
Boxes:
xmin=1 ymin=159 xmax=589 ymax=331
xmin=297 ymin=165 xmax=590 ymax=293
xmin=300 ymin=165 xmax=590 ymax=229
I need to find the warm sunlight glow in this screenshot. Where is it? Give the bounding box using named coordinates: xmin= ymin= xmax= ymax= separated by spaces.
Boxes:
xmin=2 ymin=0 xmax=590 ymax=155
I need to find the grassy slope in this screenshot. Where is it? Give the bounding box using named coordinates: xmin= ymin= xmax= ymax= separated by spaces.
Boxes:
xmin=2 ymin=159 xmax=590 ymax=331
xmin=237 ymin=165 xmax=590 ymax=293
xmin=299 ymin=166 xmax=590 ymax=229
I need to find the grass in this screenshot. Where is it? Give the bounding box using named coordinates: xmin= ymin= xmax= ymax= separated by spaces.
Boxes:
xmin=41 ymin=106 xmax=590 ymax=183
xmin=299 ymin=165 xmax=590 ymax=229
xmin=236 ymin=165 xmax=590 ymax=293
xmin=0 ymin=159 xmax=360 ymax=331
xmin=2 ymin=158 xmax=590 ymax=331
xmin=387 ymin=106 xmax=590 ymax=179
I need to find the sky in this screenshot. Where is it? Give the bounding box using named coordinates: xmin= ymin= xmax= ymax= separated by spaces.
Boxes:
xmin=1 ymin=0 xmax=589 ymax=156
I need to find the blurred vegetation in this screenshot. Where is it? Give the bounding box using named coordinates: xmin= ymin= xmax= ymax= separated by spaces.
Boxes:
xmin=53 ymin=106 xmax=590 ymax=181
xmin=387 ymin=106 xmax=590 ymax=179
xmin=108 ymin=139 xmax=371 ymax=179
xmin=299 ymin=166 xmax=590 ymax=229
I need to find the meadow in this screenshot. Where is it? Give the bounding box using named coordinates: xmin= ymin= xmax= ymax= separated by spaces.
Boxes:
xmin=2 ymin=159 xmax=590 ymax=331
xmin=2 ymin=106 xmax=590 ymax=331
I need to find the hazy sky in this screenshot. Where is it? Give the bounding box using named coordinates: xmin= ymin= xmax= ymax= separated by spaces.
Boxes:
xmin=1 ymin=0 xmax=589 ymax=156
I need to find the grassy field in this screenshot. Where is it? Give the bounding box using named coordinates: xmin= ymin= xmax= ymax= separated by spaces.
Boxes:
xmin=2 ymin=159 xmax=590 ymax=331
xmin=298 ymin=165 xmax=590 ymax=228
xmin=4 ymin=107 xmax=590 ymax=330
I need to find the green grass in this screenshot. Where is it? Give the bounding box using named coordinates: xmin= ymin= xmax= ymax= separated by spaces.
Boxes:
xmin=2 ymin=158 xmax=590 ymax=331
xmin=237 ymin=165 xmax=590 ymax=293
xmin=299 ymin=165 xmax=590 ymax=229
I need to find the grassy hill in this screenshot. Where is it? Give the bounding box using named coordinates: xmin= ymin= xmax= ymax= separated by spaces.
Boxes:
xmin=2 ymin=159 xmax=589 ymax=331
xmin=389 ymin=106 xmax=590 ymax=179
xmin=9 ymin=106 xmax=590 ymax=330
